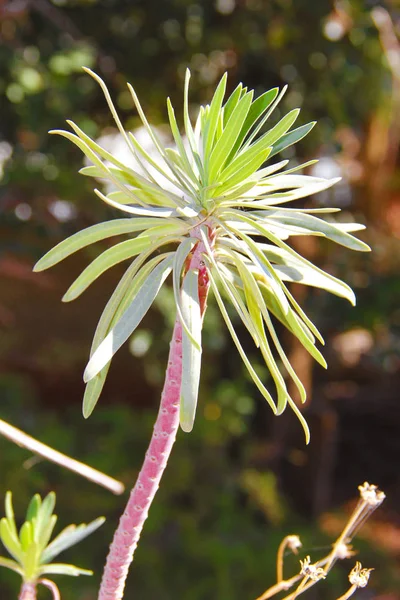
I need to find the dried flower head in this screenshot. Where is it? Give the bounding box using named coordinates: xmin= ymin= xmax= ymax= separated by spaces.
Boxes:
xmin=300 ymin=556 xmax=326 ymax=581
xmin=358 ymin=482 xmax=386 ymax=507
xmin=349 ymin=562 xmax=373 ymax=588
xmin=335 ymin=542 xmax=355 ymax=560
xmin=287 ymin=535 xmax=302 ymax=554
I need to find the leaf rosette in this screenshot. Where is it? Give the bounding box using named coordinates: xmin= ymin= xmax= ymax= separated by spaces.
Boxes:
xmin=34 ymin=69 xmax=370 ymax=440
xmin=0 ymin=491 xmax=104 ymax=584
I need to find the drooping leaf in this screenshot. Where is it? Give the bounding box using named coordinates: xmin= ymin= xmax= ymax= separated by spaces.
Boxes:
xmin=180 ymin=269 xmax=202 ymax=433
xmin=84 ymin=256 xmax=174 ymax=382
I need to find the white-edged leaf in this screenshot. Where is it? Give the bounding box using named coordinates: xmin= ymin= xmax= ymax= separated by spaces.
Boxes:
xmin=180 ymin=269 xmax=202 ymax=432
xmin=84 ymin=256 xmax=174 ymax=381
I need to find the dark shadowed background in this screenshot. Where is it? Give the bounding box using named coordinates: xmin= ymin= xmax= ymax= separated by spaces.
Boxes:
xmin=0 ymin=0 xmax=399 ymax=598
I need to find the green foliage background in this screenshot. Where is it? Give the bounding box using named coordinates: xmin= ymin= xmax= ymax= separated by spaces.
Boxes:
xmin=0 ymin=0 xmax=399 ymax=598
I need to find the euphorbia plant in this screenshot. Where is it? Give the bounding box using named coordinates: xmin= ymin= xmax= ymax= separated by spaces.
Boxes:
xmin=0 ymin=491 xmax=104 ymax=599
xmin=34 ymin=68 xmax=369 ymax=599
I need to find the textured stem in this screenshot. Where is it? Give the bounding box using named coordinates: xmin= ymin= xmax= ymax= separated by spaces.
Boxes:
xmin=98 ymin=237 xmax=210 ymax=600
xmin=19 ymin=582 xmax=37 ymax=600
xmin=98 ymin=317 xmax=183 ymax=600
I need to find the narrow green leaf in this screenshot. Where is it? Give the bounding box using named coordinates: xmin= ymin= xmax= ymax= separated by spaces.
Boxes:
xmin=215 ymin=148 xmax=271 ymax=197
xmin=227 ymin=87 xmax=279 ymax=159
xmin=208 ymin=91 xmax=253 ymax=181
xmin=0 ymin=518 xmax=23 ymax=563
xmin=62 ymin=236 xmax=154 ymax=303
xmin=203 ymin=73 xmax=227 ymax=158
xmin=265 ymin=210 xmax=370 ymax=252
xmin=180 ymin=269 xmax=202 ymax=432
xmin=172 ymin=238 xmax=201 ymax=351
xmin=23 ymin=541 xmax=39 ymax=581
xmin=19 ymin=522 xmax=33 ymax=552
xmin=84 ymin=256 xmax=174 ymax=382
xmin=0 ymin=556 xmax=23 ymax=575
xmin=41 ymin=517 xmax=105 ymax=564
xmin=246 ymin=216 xmax=358 ymax=305
xmin=34 ymin=492 xmax=56 ymax=544
xmin=183 ymin=69 xmax=200 ymax=162
xmin=167 ymin=98 xmax=197 ymax=184
xmin=93 ymin=188 xmax=182 ymax=218
xmin=4 ymin=493 xmax=18 ymax=541
xmin=222 ymin=83 xmax=243 ymax=125
xmin=39 ymin=563 xmax=92 ymax=577
xmin=207 ymin=268 xmax=277 ymax=413
xmin=82 ymin=250 xmax=171 ymax=416
xmin=37 ymin=515 xmax=57 ymax=555
xmin=269 ymin=122 xmax=316 ymax=157
xmin=25 ymin=495 xmax=41 ymax=523
xmin=244 ymin=85 xmax=288 ymax=148
xmin=240 ymin=266 xmax=289 ymax=414
xmin=33 ymin=218 xmax=170 ymax=272
xmin=81 ymin=68 xmax=137 ymax=162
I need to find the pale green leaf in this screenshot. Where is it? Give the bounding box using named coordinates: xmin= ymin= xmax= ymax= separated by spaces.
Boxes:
xmin=265 ymin=210 xmax=370 ymax=252
xmin=215 ymin=148 xmax=272 ymax=197
xmin=172 ymin=238 xmax=201 ymax=350
xmin=34 ymin=492 xmax=56 ymax=544
xmin=0 ymin=556 xmax=23 ymax=575
xmin=207 ymin=268 xmax=277 ymax=413
xmin=4 ymin=493 xmax=18 ymax=541
xmin=82 ymin=251 xmax=171 ymax=416
xmin=33 ymin=218 xmax=170 ymax=272
xmin=41 ymin=517 xmax=105 ymax=564
xmin=0 ymin=518 xmax=23 ymax=563
xmin=84 ymin=256 xmax=174 ymax=381
xmin=180 ymin=269 xmax=202 ymax=432
xmin=39 ymin=563 xmax=92 ymax=577
xmin=62 ymin=236 xmax=154 ymax=302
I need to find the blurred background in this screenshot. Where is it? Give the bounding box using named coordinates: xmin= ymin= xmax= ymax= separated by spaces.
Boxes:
xmin=0 ymin=0 xmax=399 ymax=598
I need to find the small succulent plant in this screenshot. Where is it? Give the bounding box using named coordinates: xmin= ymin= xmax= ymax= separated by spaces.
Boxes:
xmin=0 ymin=491 xmax=104 ymax=598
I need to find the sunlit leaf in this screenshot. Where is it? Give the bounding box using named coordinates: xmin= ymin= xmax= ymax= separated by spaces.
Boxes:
xmin=180 ymin=269 xmax=202 ymax=432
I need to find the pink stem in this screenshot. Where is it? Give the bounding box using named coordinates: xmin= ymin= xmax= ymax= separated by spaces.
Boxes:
xmin=38 ymin=579 xmax=61 ymax=600
xmin=18 ymin=582 xmax=36 ymax=600
xmin=98 ymin=237 xmax=210 ymax=600
xmin=98 ymin=318 xmax=183 ymax=600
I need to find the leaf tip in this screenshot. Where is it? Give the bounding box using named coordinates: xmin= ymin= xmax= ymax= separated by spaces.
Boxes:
xmin=179 ymin=419 xmax=194 ymax=433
